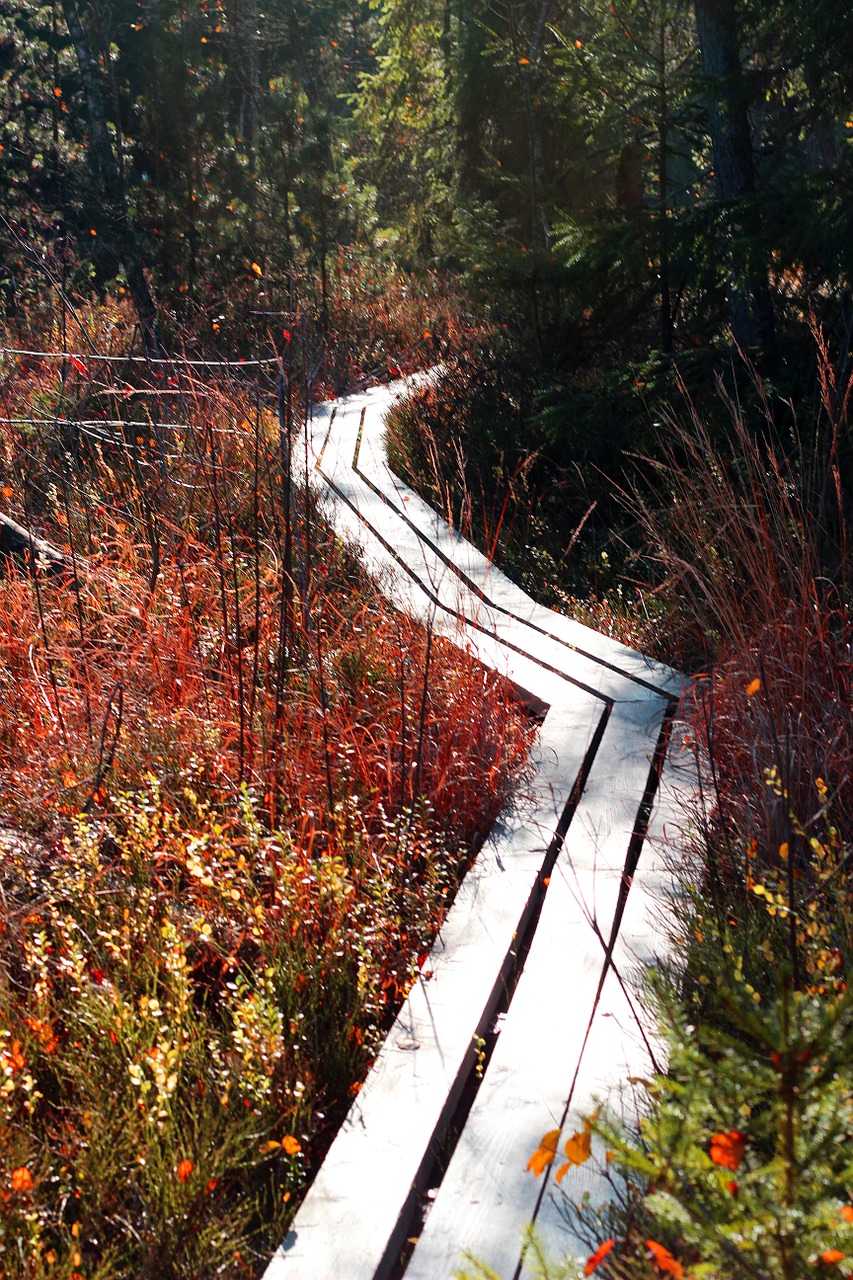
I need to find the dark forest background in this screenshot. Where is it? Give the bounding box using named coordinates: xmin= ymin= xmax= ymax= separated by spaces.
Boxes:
xmin=2 ymin=0 xmax=851 ymax=363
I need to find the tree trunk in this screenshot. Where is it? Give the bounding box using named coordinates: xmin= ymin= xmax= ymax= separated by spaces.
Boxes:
xmin=62 ymin=0 xmax=159 ymax=356
xmin=693 ymin=0 xmax=774 ymax=353
xmin=656 ymin=15 xmax=673 ymax=354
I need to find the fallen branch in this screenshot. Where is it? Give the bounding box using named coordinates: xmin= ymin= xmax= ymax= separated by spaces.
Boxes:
xmin=0 ymin=512 xmax=76 ymax=577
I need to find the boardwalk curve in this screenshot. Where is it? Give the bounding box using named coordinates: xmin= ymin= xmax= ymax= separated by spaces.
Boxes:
xmin=263 ymin=377 xmax=696 ymax=1280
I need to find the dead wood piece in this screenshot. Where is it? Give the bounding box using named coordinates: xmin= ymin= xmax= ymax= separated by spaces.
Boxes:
xmin=0 ymin=512 xmax=76 ymax=577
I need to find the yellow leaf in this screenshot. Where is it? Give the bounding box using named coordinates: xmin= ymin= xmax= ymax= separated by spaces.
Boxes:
xmin=527 ymin=1128 xmax=561 ymax=1176
xmin=259 ymin=1140 xmax=281 ymax=1154
xmin=563 ymin=1127 xmax=592 ymax=1165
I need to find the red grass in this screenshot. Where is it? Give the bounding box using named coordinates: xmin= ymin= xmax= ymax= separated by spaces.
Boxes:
xmin=0 ymin=325 xmax=527 ymax=820
xmin=0 ymin=306 xmax=533 ymax=1276
xmin=629 ymin=333 xmax=853 ymax=863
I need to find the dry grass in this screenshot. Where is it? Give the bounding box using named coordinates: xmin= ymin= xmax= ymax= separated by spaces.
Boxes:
xmin=0 ymin=306 xmax=532 ymax=1278
xmin=630 ymin=330 xmax=852 ymax=873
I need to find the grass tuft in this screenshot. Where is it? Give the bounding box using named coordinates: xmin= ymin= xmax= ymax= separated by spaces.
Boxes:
xmin=0 ymin=304 xmax=532 ymax=1277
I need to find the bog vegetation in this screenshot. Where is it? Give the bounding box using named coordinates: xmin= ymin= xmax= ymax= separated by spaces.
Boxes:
xmin=0 ymin=301 xmax=532 ymax=1277
xmin=1 ymin=0 xmax=852 ymax=1275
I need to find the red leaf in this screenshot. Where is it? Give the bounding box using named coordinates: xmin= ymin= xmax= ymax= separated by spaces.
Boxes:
xmin=646 ymin=1240 xmax=684 ymax=1278
xmin=584 ymin=1239 xmax=615 ymax=1275
xmin=69 ymin=355 xmax=88 ymax=377
xmin=710 ymin=1130 xmax=746 ymax=1171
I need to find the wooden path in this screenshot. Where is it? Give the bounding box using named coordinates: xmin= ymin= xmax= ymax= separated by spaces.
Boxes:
xmin=263 ymin=378 xmax=696 ymax=1280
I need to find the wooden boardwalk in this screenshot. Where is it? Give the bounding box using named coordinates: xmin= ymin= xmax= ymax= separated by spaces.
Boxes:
xmin=263 ymin=378 xmax=696 ymax=1280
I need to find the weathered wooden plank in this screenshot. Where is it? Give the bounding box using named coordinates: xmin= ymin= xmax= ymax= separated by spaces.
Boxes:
xmin=267 ymin=381 xmax=687 ymax=1280
xmin=519 ymin=742 xmax=699 ymax=1276
xmin=315 ymin=456 xmax=675 ymax=708
xmin=264 ymin=697 xmax=607 ymax=1280
xmin=404 ymin=698 xmax=667 ymax=1280
xmin=349 ymin=383 xmax=683 ymax=698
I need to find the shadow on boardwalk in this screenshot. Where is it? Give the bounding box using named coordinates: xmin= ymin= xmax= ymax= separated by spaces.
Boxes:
xmin=265 ymin=378 xmax=697 ymax=1280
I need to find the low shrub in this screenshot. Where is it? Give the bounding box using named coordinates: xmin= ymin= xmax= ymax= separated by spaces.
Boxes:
xmin=0 ymin=306 xmax=532 ymax=1277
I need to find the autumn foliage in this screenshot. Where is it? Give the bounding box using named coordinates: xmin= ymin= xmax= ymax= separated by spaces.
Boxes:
xmin=0 ymin=306 xmax=531 ymax=1277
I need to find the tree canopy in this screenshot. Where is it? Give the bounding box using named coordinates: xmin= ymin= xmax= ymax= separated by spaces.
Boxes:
xmin=0 ymin=0 xmax=850 ymax=361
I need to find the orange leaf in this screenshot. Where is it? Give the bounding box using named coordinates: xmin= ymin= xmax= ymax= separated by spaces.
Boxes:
xmin=10 ymin=1167 xmax=34 ymax=1192
xmin=24 ymin=1017 xmax=58 ymax=1053
xmin=821 ymin=1251 xmax=845 ymax=1266
xmin=840 ymin=1206 xmax=853 ymax=1223
xmin=250 ymin=262 xmax=263 ymax=276
xmin=563 ymin=1127 xmax=592 ymax=1165
xmin=281 ymin=1135 xmax=302 ymax=1156
xmin=176 ymin=1159 xmax=194 ymax=1182
xmin=518 ymin=57 xmax=530 ymax=65
xmin=527 ymin=1128 xmax=561 ymax=1176
xmin=6 ymin=1040 xmax=25 ymax=1071
xmin=710 ymin=1130 xmax=746 ymax=1171
xmin=746 ymin=677 xmax=761 ymax=696
xmin=646 ymin=1240 xmax=684 ymax=1278
xmin=584 ymin=1239 xmax=615 ymax=1275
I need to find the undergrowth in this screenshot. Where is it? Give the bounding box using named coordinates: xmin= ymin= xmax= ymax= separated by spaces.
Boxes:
xmin=458 ymin=331 xmax=853 ymax=1280
xmin=536 ymin=335 xmax=853 ymax=1280
xmin=0 ymin=301 xmax=532 ymax=1278
xmin=383 ymin=343 xmax=672 ymax=654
